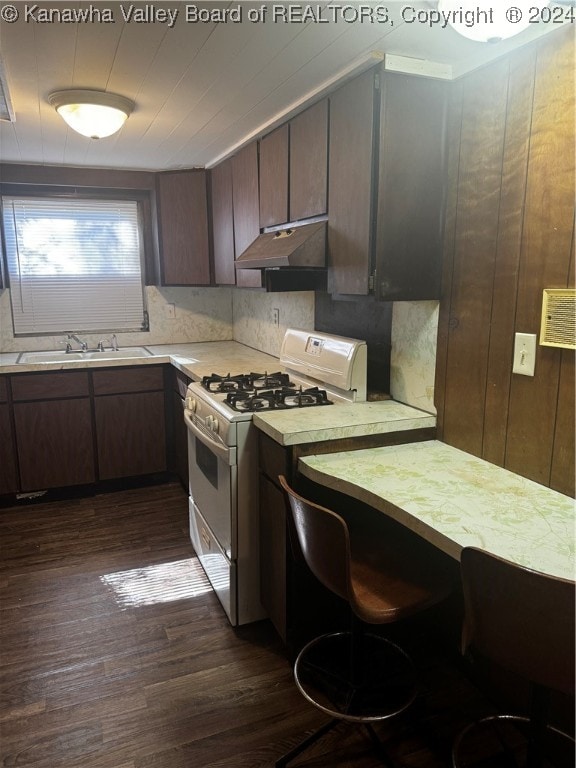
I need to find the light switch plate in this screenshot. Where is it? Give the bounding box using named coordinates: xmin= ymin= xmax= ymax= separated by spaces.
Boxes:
xmin=512 ymin=332 xmax=537 ymax=376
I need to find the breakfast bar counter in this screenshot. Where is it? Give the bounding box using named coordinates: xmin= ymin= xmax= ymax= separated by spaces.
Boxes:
xmin=253 ymin=400 xmax=435 ymax=446
xmin=299 ymin=440 xmax=575 ymax=581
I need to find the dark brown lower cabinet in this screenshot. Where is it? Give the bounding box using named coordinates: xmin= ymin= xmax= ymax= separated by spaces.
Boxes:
xmin=259 ymin=473 xmax=288 ymax=640
xmin=14 ymin=398 xmax=95 ymax=491
xmin=1 ymin=366 xmax=170 ymax=497
xmin=0 ymin=403 xmax=18 ymax=494
xmin=168 ymin=369 xmax=191 ymax=491
xmin=95 ymin=391 xmax=166 ymax=480
xmin=92 ymin=366 xmax=167 ymax=481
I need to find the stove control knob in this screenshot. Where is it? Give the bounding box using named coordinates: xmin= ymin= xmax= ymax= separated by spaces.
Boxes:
xmin=185 ymin=396 xmax=197 ymax=413
xmin=206 ymin=415 xmax=219 ymax=433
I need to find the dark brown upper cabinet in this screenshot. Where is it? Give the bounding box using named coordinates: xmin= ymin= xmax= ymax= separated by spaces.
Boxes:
xmin=156 ymin=169 xmax=210 ymax=286
xmin=231 ymin=141 xmax=263 ymax=288
xmin=258 ymin=100 xmax=328 ymax=229
xmin=328 ymin=70 xmax=376 ymax=296
xmin=328 ymin=67 xmax=448 ymax=300
xmin=210 ymin=159 xmax=236 ymax=285
xmin=290 ymin=99 xmax=328 ymax=222
xmin=375 ymin=73 xmax=448 ymax=302
xmin=259 ymin=124 xmax=289 ymax=228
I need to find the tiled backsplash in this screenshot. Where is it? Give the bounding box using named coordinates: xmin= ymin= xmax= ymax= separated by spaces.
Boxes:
xmin=0 ymin=285 xmax=234 ymax=352
xmin=390 ymin=301 xmax=439 ymax=415
xmin=1 ymin=283 xmax=437 ymax=415
xmin=232 ymin=289 xmax=315 ymax=357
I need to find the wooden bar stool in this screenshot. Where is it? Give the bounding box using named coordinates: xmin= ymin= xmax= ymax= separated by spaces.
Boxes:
xmin=276 ymin=476 xmax=452 ymax=768
xmin=452 ymin=547 xmax=575 ymax=768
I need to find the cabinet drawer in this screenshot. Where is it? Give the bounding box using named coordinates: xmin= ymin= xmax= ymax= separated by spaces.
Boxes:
xmin=0 ymin=377 xmax=7 ymax=403
xmin=92 ymin=365 xmax=164 ymax=395
xmin=258 ymin=432 xmax=289 ymax=485
xmin=11 ymin=371 xmax=90 ymax=401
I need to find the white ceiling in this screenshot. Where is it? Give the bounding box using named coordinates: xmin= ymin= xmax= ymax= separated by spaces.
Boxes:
xmin=0 ymin=1 xmax=571 ymax=171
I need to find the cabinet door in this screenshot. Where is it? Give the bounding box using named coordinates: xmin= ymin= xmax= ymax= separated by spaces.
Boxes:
xmin=0 ymin=376 xmax=18 ymax=493
xmin=95 ymin=391 xmax=166 ymax=479
xmin=328 ymin=69 xmax=377 ymax=295
xmin=168 ymin=369 xmax=190 ymax=489
xmin=259 ymin=473 xmax=288 ymax=642
xmin=210 ymin=159 xmax=236 ymax=285
xmin=14 ymin=399 xmax=95 ymax=491
xmin=290 ymin=99 xmax=328 ymax=221
xmin=259 ymin=124 xmax=289 ymax=228
xmin=231 ymin=141 xmax=263 ymax=288
xmin=376 ymin=75 xmax=448 ymax=301
xmin=0 ymin=403 xmax=18 ymax=495
xmin=170 ymin=389 xmax=189 ymax=491
xmin=156 ymin=170 xmax=210 ymax=285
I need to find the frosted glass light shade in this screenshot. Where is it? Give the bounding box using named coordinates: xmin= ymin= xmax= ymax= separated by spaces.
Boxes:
xmin=437 ymin=0 xmax=549 ymax=43
xmin=48 ymin=90 xmax=134 ymax=139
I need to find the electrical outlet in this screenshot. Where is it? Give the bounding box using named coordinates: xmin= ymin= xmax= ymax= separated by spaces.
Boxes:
xmin=272 ymin=308 xmax=280 ymax=326
xmin=512 ymin=332 xmax=537 ymax=376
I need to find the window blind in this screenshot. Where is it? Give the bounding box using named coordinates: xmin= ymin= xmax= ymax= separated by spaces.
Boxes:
xmin=2 ymin=196 xmax=147 ymax=335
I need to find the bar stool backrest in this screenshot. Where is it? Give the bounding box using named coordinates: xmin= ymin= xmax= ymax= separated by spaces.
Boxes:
xmin=460 ymin=547 xmax=575 ymax=696
xmin=279 ymin=475 xmax=350 ymax=604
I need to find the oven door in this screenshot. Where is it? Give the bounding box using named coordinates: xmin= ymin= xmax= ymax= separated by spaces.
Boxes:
xmin=184 ymin=411 xmax=237 ymax=560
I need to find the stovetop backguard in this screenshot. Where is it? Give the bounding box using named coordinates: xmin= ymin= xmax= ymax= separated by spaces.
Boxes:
xmin=280 ymin=328 xmax=367 ymax=402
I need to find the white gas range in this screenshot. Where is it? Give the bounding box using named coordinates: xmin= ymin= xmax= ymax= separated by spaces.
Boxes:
xmin=183 ymin=329 xmax=368 ymax=625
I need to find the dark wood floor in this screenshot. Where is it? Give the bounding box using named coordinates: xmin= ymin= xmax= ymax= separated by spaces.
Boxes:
xmin=0 ymin=480 xmax=556 ymax=767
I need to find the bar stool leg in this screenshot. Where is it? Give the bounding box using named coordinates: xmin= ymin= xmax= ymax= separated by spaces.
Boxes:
xmin=275 ymin=718 xmax=339 ymax=768
xmin=364 ymin=723 xmax=396 ymax=768
xmin=526 ymin=685 xmax=548 ymax=768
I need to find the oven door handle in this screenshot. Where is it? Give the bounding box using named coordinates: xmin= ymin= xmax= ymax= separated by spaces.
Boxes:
xmin=184 ymin=410 xmax=235 ymax=465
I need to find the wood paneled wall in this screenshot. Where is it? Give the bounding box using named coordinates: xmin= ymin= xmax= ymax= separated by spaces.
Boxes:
xmin=436 ymin=27 xmax=575 ymax=497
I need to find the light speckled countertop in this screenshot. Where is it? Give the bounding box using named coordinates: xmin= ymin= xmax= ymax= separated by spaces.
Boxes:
xmin=253 ymin=400 xmax=435 ymax=446
xmin=1 ymin=340 xmax=436 ymax=445
xmin=0 ymin=341 xmax=281 ymax=378
xmin=299 ymin=440 xmax=575 ymax=580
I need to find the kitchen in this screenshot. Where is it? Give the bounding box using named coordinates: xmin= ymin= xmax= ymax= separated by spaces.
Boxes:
xmin=0 ymin=2 xmax=574 ymax=766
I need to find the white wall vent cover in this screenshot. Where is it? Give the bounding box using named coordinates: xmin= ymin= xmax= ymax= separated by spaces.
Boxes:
xmin=539 ymin=289 xmax=576 ymax=350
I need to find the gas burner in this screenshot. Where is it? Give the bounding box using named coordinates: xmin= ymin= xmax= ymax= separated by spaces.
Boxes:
xmin=201 ymin=373 xmax=252 ymax=393
xmin=278 ymin=387 xmax=333 ymax=408
xmin=248 ymin=371 xmax=292 ymax=391
xmin=202 ymin=371 xmax=294 ymax=395
xmin=226 ymin=390 xmax=277 ymax=412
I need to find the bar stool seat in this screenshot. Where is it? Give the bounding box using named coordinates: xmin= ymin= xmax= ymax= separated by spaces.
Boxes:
xmin=452 ymin=547 xmax=575 ymax=768
xmin=276 ymin=476 xmax=453 ymax=768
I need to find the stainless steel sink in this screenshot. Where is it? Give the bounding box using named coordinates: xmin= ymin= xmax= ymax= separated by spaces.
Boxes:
xmin=17 ymin=347 xmax=153 ymax=364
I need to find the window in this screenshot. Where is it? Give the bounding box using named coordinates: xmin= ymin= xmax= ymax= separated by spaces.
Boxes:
xmin=2 ymin=195 xmax=148 ymax=335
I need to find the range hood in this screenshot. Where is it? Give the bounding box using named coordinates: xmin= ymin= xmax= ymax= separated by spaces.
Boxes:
xmin=234 ymin=220 xmax=327 ymax=291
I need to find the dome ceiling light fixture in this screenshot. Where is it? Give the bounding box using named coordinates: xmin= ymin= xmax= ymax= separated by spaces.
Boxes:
xmin=48 ymin=89 xmax=135 ymax=139
xmin=437 ymin=0 xmax=550 ymax=43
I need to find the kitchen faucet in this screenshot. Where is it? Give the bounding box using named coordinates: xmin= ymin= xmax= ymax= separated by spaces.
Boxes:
xmin=67 ymin=333 xmax=88 ymax=351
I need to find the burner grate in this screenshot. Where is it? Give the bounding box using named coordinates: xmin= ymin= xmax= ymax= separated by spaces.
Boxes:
xmin=225 ymin=386 xmax=333 ymax=412
xmin=202 ymin=371 xmax=292 ymax=395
